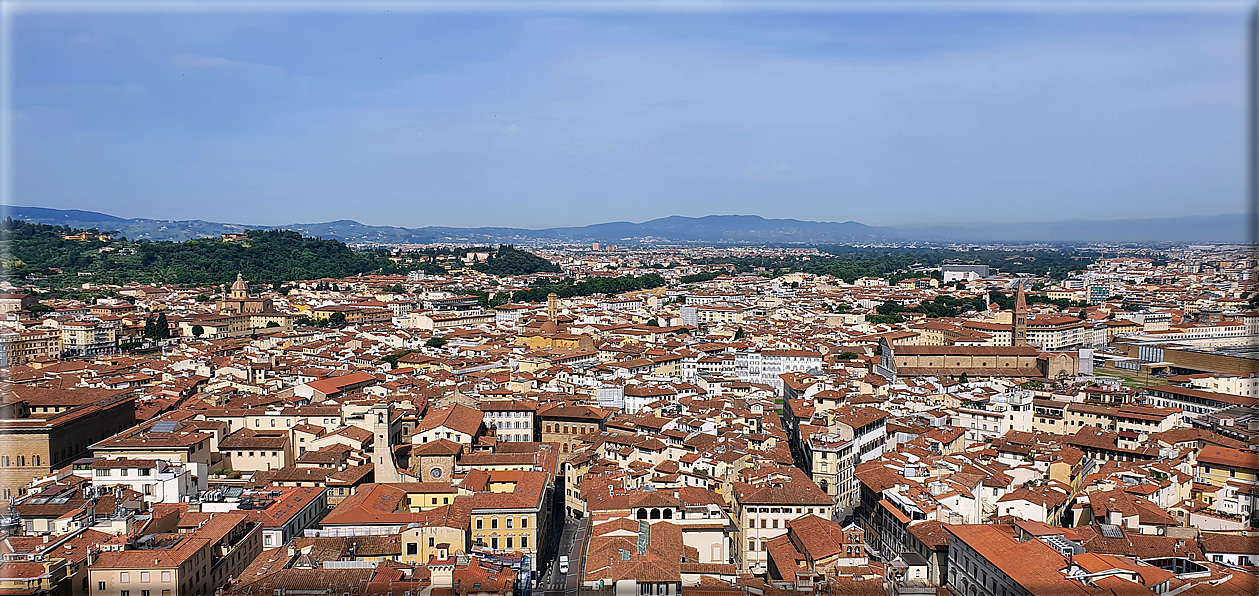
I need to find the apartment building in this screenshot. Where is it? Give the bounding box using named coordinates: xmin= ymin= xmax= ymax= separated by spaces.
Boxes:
xmin=479 ymin=400 xmax=537 ymax=443
xmin=734 ymin=349 xmax=823 ymax=391
xmin=1143 ymin=385 xmax=1256 ymax=418
xmin=90 ymin=458 xmax=197 ymax=505
xmin=59 ymin=320 xmax=116 ymax=357
xmin=732 ymin=469 xmax=835 ymax=575
xmin=88 ymin=512 xmax=261 ymax=596
xmin=951 ymin=392 xmax=1033 ymax=444
xmin=1025 ymin=315 xmax=1087 ymax=351
xmin=0 ymin=327 xmax=61 ymax=366
xmin=801 ymin=406 xmax=889 ymax=511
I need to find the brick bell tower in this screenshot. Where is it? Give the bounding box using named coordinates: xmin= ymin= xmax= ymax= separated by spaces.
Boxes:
xmin=1013 ymin=284 xmax=1028 ymax=347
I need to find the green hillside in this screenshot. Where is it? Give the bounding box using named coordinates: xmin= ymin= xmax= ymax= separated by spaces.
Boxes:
xmin=1 ymin=219 xmax=403 ymax=287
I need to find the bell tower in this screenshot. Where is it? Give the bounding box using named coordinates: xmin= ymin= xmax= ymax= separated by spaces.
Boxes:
xmin=1013 ymin=284 xmax=1028 ymax=346
xmin=540 ymin=292 xmax=560 ymax=335
xmin=372 ymin=403 xmax=405 ymax=482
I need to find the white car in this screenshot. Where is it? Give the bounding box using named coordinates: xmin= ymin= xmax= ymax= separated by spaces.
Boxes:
xmin=558 ymin=555 xmax=570 ymax=574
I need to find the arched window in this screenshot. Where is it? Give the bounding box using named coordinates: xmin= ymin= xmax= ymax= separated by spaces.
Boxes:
xmin=637 ymin=509 xmax=648 ymax=520
xmin=662 ymin=509 xmax=673 ymax=519
xmin=650 ymin=508 xmax=661 ymax=519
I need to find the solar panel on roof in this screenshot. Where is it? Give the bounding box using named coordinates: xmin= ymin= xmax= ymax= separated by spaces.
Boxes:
xmin=152 ymin=420 xmax=179 ymax=433
xmin=1099 ymin=523 xmax=1123 ymax=538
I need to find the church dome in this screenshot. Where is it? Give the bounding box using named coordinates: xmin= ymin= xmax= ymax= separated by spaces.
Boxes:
xmin=231 ymin=272 xmax=247 ymax=292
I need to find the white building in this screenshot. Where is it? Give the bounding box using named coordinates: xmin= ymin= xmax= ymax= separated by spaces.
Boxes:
xmin=90 ymin=458 xmax=196 ymax=504
xmin=734 ymin=349 xmax=823 ymax=391
xmin=951 ymin=390 xmax=1033 ymax=443
xmin=479 ymin=400 xmax=536 ymax=443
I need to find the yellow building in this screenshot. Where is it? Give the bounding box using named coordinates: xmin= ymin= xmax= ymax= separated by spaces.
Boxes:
xmin=0 ymin=556 xmax=73 ymax=595
xmin=1197 ymin=446 xmax=1259 ymax=488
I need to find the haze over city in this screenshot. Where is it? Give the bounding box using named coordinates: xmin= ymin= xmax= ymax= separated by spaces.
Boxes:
xmin=10 ymin=7 xmax=1248 ymax=228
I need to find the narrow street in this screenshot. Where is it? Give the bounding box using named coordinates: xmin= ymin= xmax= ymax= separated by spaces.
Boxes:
xmin=540 ymin=516 xmax=583 ymax=596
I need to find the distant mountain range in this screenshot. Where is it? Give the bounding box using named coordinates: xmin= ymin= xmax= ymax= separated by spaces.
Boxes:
xmin=2 ymin=206 xmax=1246 ymax=245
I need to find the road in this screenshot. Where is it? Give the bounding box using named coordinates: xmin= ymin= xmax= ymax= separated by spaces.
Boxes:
xmin=541 ymin=515 xmax=583 ymax=596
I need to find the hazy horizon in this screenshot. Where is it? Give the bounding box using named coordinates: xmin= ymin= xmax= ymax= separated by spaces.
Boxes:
xmin=10 ymin=7 xmax=1250 ymax=228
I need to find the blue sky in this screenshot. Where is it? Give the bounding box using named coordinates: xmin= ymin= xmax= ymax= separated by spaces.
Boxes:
xmin=9 ymin=6 xmax=1249 ymax=229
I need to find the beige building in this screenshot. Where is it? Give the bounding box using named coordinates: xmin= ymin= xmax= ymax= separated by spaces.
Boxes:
xmin=0 ymin=386 xmax=136 ymax=500
xmin=59 ymin=320 xmax=116 ymax=357
xmin=731 ymin=469 xmax=835 ymax=575
xmin=219 ymin=429 xmax=293 ymax=472
xmin=88 ymin=511 xmax=261 ymax=596
xmin=0 ymin=327 xmax=61 ymax=367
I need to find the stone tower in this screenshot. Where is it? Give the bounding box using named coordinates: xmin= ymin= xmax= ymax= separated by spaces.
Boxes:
xmin=541 ymin=292 xmax=560 ymax=335
xmin=372 ymin=403 xmax=404 ymax=483
xmin=1013 ymin=284 xmax=1028 ymax=347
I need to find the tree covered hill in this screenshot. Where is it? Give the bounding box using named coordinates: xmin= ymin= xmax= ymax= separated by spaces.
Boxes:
xmin=1 ymin=220 xmax=566 ymax=287
xmin=1 ymin=220 xmax=405 ymax=287
xmin=472 ymin=245 xmax=562 ymax=276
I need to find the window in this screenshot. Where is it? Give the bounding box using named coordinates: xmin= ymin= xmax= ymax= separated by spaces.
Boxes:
xmin=429 ymin=537 xmax=435 ymax=547
xmin=141 ymin=572 xmax=150 ymax=582
xmin=507 ymin=518 xmax=513 ymax=528
xmin=520 ymin=535 xmax=528 ymax=549
xmin=121 ymin=573 xmax=131 ymax=582
xmin=476 ymin=519 xmax=483 ymax=529
xmin=521 ymin=517 xmax=528 ymax=528
xmin=491 ymin=518 xmax=498 ymax=529
xmin=122 ymin=592 xmax=129 ymax=596
xmin=407 ymin=543 xmax=418 ymax=556
xmin=143 ymin=591 xmax=150 ymax=596
xmin=99 ymin=582 xmax=106 ymax=591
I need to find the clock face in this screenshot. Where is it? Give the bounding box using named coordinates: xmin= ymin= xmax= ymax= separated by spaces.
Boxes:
xmin=430 ymin=467 xmax=443 ymax=479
